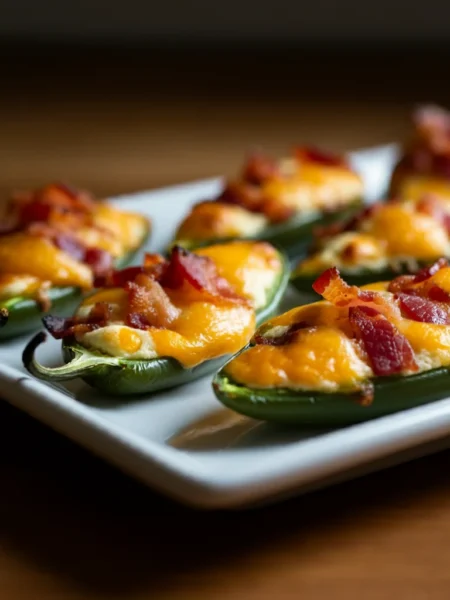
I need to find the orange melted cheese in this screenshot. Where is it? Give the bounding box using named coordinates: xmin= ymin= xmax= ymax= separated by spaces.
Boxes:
xmin=76 ymin=241 xmax=281 ymax=367
xmin=174 ymin=202 xmax=267 ymax=244
xmin=0 ymin=203 xmax=149 ymax=298
xmin=396 ymin=175 xmax=450 ymax=205
xmin=225 ymin=270 xmax=450 ymax=392
xmin=77 ymin=203 xmax=150 ymax=257
xmin=0 ymin=233 xmax=93 ymax=289
xmin=294 ymin=201 xmax=450 ymax=275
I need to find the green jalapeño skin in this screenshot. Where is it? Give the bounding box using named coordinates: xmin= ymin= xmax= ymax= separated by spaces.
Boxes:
xmin=213 ymin=359 xmax=450 ymax=426
xmin=22 ymin=248 xmax=290 ymax=396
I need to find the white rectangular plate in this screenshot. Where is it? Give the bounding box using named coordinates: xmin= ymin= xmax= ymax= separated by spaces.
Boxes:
xmin=4 ymin=143 xmax=450 ymax=510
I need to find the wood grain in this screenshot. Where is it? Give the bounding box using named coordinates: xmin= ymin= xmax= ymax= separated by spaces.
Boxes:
xmin=1 ymin=44 xmax=450 ymax=599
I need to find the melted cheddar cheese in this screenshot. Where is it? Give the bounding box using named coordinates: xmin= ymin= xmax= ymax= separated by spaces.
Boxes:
xmin=77 ymin=203 xmax=150 ymax=257
xmin=0 ymin=203 xmax=149 ymax=300
xmin=263 ymin=162 xmax=362 ymax=214
xmin=174 ymin=157 xmax=363 ymax=245
xmin=75 ymin=241 xmax=282 ymax=367
xmin=225 ymin=270 xmax=450 ymax=393
xmin=175 ymin=202 xmax=268 ymax=244
xmin=395 ymin=175 xmax=450 ymax=205
xmin=294 ymin=200 xmax=450 ymax=276
xmin=0 ymin=234 xmax=93 ymax=289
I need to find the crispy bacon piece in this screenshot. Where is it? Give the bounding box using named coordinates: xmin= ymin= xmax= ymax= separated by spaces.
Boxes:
xmin=126 ymin=274 xmax=180 ymax=329
xmin=43 ymin=302 xmax=113 ymax=339
xmin=349 ymin=305 xmax=418 ymax=376
xmin=84 ymin=247 xmax=114 ymax=278
xmin=242 ymin=154 xmax=279 ymax=185
xmin=388 ymin=259 xmax=450 ymax=304
xmin=217 ymin=182 xmax=266 ymax=213
xmin=160 ymin=246 xmax=245 ymax=304
xmin=312 ymin=267 xmax=377 ymax=307
xmin=295 ymin=146 xmax=349 ymax=169
xmin=397 ymin=293 xmax=450 ymax=324
xmin=413 ymin=258 xmax=449 ymax=283
xmin=94 ymin=266 xmax=146 ymax=288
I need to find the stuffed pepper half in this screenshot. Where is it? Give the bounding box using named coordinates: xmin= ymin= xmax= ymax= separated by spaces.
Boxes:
xmin=215 ymin=260 xmax=450 ymax=425
xmin=23 ymin=241 xmax=289 ymax=395
xmin=173 ymin=147 xmax=363 ymax=256
xmin=0 ymin=183 xmax=150 ymax=338
xmin=291 ymin=195 xmax=450 ymax=292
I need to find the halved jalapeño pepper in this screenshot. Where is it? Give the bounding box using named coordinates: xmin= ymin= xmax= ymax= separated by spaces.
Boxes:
xmin=291 ymin=194 xmax=450 ymax=294
xmin=214 ymin=262 xmax=450 ymax=425
xmin=23 ymin=241 xmax=290 ymax=395
xmin=0 ymin=183 xmax=150 ymax=339
xmin=172 ymin=147 xmax=363 ymax=257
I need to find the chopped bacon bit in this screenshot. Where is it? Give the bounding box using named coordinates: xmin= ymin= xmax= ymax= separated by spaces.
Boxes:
xmin=357 ymin=382 xmax=375 ymax=407
xmin=312 ymin=267 xmax=376 ymax=307
xmin=19 ymin=201 xmax=53 ymax=225
xmin=295 ymin=146 xmax=349 ymax=169
xmin=349 ymin=305 xmax=418 ymax=376
xmin=254 ymin=322 xmax=310 ymax=346
xmin=84 ymin=247 xmax=113 ymax=278
xmin=43 ymin=301 xmax=112 ymax=339
xmin=426 ymin=285 xmax=450 ymax=303
xmin=95 ymin=266 xmax=146 ymax=288
xmin=43 ymin=315 xmax=76 ymax=339
xmin=126 ymin=275 xmax=180 ymax=329
xmin=217 ymin=182 xmax=266 ymax=213
xmin=397 ymin=293 xmax=450 ymax=324
xmin=387 ymin=274 xmax=416 ymax=295
xmin=242 ymin=154 xmax=279 ymax=185
xmin=161 ymin=246 xmax=245 ymax=303
xmin=413 ymin=258 xmax=449 ymax=283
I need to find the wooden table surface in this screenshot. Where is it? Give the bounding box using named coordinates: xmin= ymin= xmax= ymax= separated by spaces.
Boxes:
xmin=2 ymin=44 xmax=450 ymax=599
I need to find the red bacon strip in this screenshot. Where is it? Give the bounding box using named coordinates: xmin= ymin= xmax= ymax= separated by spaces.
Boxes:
xmin=126 ymin=275 xmax=180 ymax=329
xmin=160 ymin=246 xmax=245 ymax=303
xmin=217 ymin=182 xmax=266 ymax=214
xmin=43 ymin=302 xmax=112 ymax=339
xmin=413 ymin=258 xmax=449 ymax=283
xmin=349 ymin=305 xmax=418 ymax=376
xmin=397 ymin=293 xmax=450 ymax=325
xmin=295 ymin=146 xmax=349 ymax=169
xmin=242 ymin=154 xmax=279 ymax=185
xmin=312 ymin=267 xmax=377 ymax=307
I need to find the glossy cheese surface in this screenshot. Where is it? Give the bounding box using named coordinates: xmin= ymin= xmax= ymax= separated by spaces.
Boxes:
xmin=196 ymin=241 xmax=282 ymax=309
xmin=262 ymin=163 xmax=362 ymax=213
xmin=175 ymin=202 xmax=267 ymax=243
xmin=225 ymin=271 xmax=450 ymax=392
xmin=0 ymin=274 xmax=47 ymax=301
xmin=0 ymin=234 xmax=93 ymax=289
xmin=76 ymin=241 xmax=280 ymax=366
